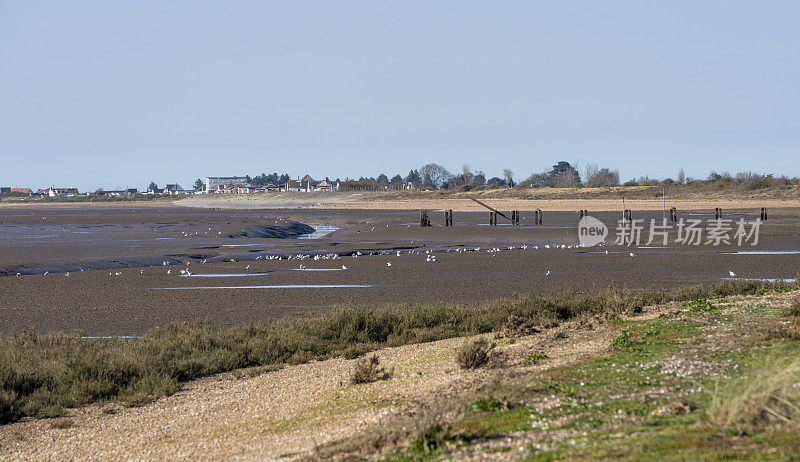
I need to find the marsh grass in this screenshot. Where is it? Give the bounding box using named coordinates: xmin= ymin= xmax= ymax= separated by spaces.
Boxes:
xmin=0 ymin=279 xmax=794 ymax=424
xmin=711 ymin=356 xmax=800 ymax=432
xmin=785 ymin=296 xmax=800 ymax=318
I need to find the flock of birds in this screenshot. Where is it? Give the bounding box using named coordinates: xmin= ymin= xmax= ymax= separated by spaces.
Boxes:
xmin=14 ymin=236 xmax=740 ymax=279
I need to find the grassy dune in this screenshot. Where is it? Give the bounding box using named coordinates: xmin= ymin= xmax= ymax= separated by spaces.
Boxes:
xmin=374 ymin=288 xmax=800 ymax=460
xmin=378 ymin=181 xmax=800 ymax=201
xmin=1 ymin=280 xmax=795 ymax=425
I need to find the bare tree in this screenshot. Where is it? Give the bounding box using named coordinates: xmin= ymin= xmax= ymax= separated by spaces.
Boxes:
xmin=419 ymin=163 xmax=452 ymax=189
xmin=584 ymin=163 xmax=599 ymax=182
xmin=503 ymin=169 xmax=514 ymax=187
xmin=585 ymin=167 xmax=620 ymax=187
xmin=461 ymin=164 xmax=473 ymax=186
xmin=553 ymin=172 xmax=581 ymax=188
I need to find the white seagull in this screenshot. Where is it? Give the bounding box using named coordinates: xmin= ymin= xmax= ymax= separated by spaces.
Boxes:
xmin=545 ymin=270 xmax=551 ymax=276
xmin=341 ymin=265 xmax=347 ymax=270
xmin=629 ymin=252 xmax=635 ymax=257
xmin=729 ymin=271 xmax=736 ymax=277
xmin=387 ymin=262 xmax=392 ymax=267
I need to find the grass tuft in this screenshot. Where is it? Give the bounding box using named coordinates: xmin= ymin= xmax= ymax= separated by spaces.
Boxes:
xmin=350 ymin=355 xmax=392 ymax=384
xmin=711 ymin=356 xmax=800 ymax=432
xmin=785 ymin=297 xmax=800 ymax=318
xmin=456 ymin=338 xmax=496 ymax=369
xmin=521 ymin=352 xmax=549 ymax=365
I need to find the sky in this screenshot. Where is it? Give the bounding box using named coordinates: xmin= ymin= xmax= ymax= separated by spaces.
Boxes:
xmin=1 ymin=1 xmax=799 ymax=191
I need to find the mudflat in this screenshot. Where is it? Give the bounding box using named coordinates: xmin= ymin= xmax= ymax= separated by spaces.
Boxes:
xmin=1 ymin=204 xmax=798 ymax=336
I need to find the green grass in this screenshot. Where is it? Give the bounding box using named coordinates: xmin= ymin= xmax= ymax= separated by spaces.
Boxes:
xmin=522 ymin=352 xmax=549 ymax=365
xmin=0 ymin=279 xmax=795 ymax=425
xmin=388 ymin=289 xmax=800 ymax=461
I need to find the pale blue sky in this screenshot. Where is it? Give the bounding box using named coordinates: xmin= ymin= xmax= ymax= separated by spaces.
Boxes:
xmin=1 ymin=1 xmax=799 ymax=191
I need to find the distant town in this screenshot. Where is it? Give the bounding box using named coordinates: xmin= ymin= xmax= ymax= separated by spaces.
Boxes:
xmin=1 ymin=161 xmax=793 ymax=198
xmin=0 ymin=174 xmax=398 ymax=198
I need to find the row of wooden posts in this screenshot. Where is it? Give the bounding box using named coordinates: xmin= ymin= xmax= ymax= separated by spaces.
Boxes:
xmin=422 ymin=209 xmax=531 ymax=227
xmin=624 ymin=207 xmax=768 ymax=223
xmin=421 ymin=207 xmax=769 ymax=227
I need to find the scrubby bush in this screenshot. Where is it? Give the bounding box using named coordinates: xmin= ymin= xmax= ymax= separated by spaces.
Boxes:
xmin=456 ymin=338 xmax=495 ymax=369
xmin=350 ymin=355 xmax=392 ymax=384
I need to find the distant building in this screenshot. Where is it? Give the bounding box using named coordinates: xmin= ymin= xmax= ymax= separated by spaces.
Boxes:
xmin=281 ymin=175 xmax=336 ymax=192
xmin=283 ymin=179 xmax=303 ymax=192
xmin=45 ymin=188 xmax=80 ymax=197
xmin=10 ymin=188 xmax=32 ymax=195
xmin=315 ymin=178 xmax=334 ymax=191
xmin=100 ymin=188 xmax=138 ymax=196
xmin=0 ymin=187 xmax=10 ymax=194
xmin=163 ymin=184 xmax=188 ymax=195
xmin=204 ymin=177 xmax=248 ymax=193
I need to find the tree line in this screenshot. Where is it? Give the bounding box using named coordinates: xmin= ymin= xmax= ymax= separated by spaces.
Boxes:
xmin=175 ymin=162 xmax=795 ymax=192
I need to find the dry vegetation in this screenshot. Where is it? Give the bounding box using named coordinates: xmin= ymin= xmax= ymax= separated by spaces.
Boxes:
xmin=455 ymin=338 xmax=497 ymax=369
xmin=379 ymin=178 xmax=800 ymax=201
xmin=349 ymin=355 xmax=392 ymax=384
xmin=0 ymin=280 xmax=794 ymax=426
xmin=711 ymin=356 xmax=800 ymax=432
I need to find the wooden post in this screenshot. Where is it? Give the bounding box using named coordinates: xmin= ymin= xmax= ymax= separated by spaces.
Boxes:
xmin=535 ymin=209 xmax=542 ymax=225
xmin=420 ymin=210 xmax=431 ymax=227
xmin=489 ymin=211 xmax=496 ymax=226
xmin=760 ymin=207 xmax=768 ymax=221
xmin=444 ymin=209 xmax=453 ymax=226
xmin=624 ymin=209 xmax=632 ymax=221
xmin=714 ymin=207 xmax=722 ymax=220
xmin=511 ymin=210 xmax=520 ymax=225
xmin=669 ymin=207 xmax=677 ymax=223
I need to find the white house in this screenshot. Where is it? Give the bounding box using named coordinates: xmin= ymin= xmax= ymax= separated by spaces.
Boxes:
xmin=204 ymin=177 xmax=248 ymax=193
